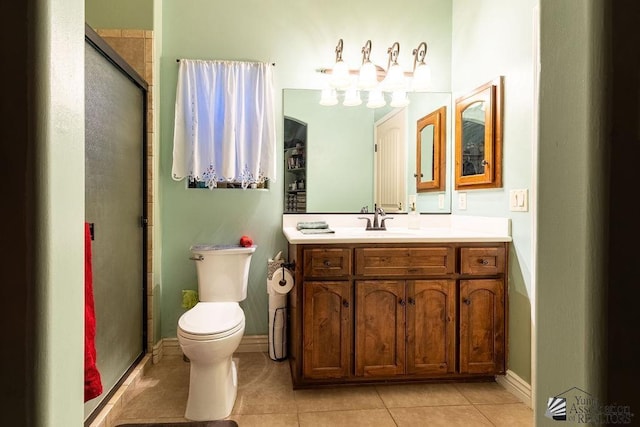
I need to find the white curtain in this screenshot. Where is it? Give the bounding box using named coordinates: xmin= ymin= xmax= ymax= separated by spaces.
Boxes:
xmin=172 ymin=60 xmax=276 ymax=189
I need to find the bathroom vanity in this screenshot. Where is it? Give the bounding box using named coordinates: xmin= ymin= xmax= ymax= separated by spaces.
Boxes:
xmin=282 ymin=215 xmax=511 ymax=388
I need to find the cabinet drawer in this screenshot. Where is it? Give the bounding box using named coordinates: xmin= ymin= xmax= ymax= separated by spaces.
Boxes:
xmin=355 ymin=247 xmax=454 ymax=276
xmin=460 ymin=247 xmax=505 ymax=275
xmin=303 ymin=248 xmax=352 ymax=277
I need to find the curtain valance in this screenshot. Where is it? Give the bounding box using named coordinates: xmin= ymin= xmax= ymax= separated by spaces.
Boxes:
xmin=172 ymin=59 xmax=276 ymax=189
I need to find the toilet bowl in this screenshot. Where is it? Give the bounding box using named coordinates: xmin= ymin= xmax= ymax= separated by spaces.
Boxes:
xmin=178 ymin=302 xmax=245 ymax=420
xmin=177 ymin=244 xmax=256 ymax=421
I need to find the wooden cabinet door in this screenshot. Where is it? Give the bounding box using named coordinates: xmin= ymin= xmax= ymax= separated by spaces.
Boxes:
xmin=406 ymin=280 xmax=456 ymax=375
xmin=355 ymin=280 xmax=405 ymax=377
xmin=303 ymin=281 xmax=352 ymax=379
xmin=459 ymin=279 xmax=505 ymax=374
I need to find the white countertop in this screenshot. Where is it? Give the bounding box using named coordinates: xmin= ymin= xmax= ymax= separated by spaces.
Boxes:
xmin=282 ymin=214 xmax=512 ymax=244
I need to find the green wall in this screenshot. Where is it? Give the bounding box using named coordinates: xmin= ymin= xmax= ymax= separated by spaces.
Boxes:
xmin=451 ymin=0 xmax=536 ymax=385
xmin=3 ymin=0 xmax=86 ymax=424
xmin=159 ymin=0 xmax=453 ymax=338
xmin=85 ymin=0 xmax=154 ymax=29
xmin=536 ymin=0 xmax=607 ymax=424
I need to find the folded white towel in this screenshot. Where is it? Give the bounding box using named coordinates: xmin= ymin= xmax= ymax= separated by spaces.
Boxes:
xmin=297 ymin=221 xmax=329 ymax=230
xmin=299 ymin=228 xmax=334 ymax=234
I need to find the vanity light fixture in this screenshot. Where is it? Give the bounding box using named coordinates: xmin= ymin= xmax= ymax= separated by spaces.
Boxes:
xmin=319 ymin=87 xmax=339 ymax=106
xmin=328 ymin=39 xmax=351 ymax=89
xmin=343 ymin=87 xmax=363 ymax=106
xmin=411 ymin=42 xmax=431 ymax=92
xmin=390 ymin=90 xmax=410 ymax=108
xmin=319 ymin=39 xmax=431 ymax=108
xmin=366 ymin=89 xmax=386 ymax=109
xmin=380 ymin=42 xmax=405 ymax=91
xmin=357 ymin=40 xmax=379 ymax=90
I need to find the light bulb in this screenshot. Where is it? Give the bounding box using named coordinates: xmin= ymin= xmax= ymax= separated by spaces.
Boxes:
xmin=319 ymin=88 xmax=338 ymax=106
xmin=390 ymin=91 xmax=410 ymax=108
xmin=358 ymin=61 xmax=378 ymax=89
xmin=411 ymin=63 xmax=431 ymax=92
xmin=330 ymin=60 xmax=351 ymax=90
xmin=366 ymin=89 xmax=386 ymax=109
xmin=343 ymin=87 xmax=362 ymax=106
xmin=381 ymin=63 xmax=405 ymax=92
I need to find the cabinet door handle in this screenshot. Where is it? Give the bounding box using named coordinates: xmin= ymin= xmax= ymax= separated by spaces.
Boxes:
xmin=343 ymin=299 xmax=349 ymax=308
xmin=399 ymin=298 xmax=406 ymax=306
xmin=323 ymin=260 xmax=331 ymax=267
xmin=408 ymin=297 xmax=416 ymax=306
xmin=463 ymin=298 xmax=471 ymax=305
xmin=478 ymin=258 xmax=489 ymax=265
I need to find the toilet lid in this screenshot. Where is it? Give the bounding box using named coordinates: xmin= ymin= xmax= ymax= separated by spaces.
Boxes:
xmin=178 ymin=302 xmax=244 ymax=336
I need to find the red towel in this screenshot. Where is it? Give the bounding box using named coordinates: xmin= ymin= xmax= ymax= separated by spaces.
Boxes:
xmin=84 ymin=222 xmax=102 ymax=402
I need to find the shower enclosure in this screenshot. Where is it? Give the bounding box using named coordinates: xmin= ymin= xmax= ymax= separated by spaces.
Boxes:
xmin=84 ymin=25 xmax=148 ymax=423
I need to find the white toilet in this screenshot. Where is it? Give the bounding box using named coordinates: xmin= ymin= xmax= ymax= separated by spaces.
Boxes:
xmin=177 ymin=244 xmax=256 ymax=421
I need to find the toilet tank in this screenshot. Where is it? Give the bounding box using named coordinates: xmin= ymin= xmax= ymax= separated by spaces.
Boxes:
xmin=190 ymin=245 xmax=256 ymax=302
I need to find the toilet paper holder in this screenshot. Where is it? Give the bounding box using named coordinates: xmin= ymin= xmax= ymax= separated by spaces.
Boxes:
xmin=280 ymin=261 xmax=295 ymax=270
xmin=277 ymin=261 xmax=295 ymax=287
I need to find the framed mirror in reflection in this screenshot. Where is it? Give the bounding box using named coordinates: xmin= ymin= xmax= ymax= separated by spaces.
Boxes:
xmin=283 ymin=89 xmax=452 ymax=214
xmin=416 ymin=106 xmax=446 ymax=192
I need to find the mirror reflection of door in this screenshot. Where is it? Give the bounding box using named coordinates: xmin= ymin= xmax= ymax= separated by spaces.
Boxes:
xmin=374 ymin=108 xmax=406 ymax=213
xmin=461 ymin=101 xmax=486 ymax=177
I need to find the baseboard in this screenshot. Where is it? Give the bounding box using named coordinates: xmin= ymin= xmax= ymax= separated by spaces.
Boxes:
xmin=496 ymin=369 xmax=532 ymax=408
xmin=158 ymin=334 xmax=269 ymax=359
xmin=152 ymin=339 xmax=164 ymax=364
xmin=160 ymin=337 xmax=182 ymax=357
xmin=237 ymin=334 xmax=269 ymax=353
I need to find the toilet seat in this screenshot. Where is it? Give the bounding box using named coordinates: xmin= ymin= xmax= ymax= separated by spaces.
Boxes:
xmin=178 ymin=302 xmax=244 ymax=341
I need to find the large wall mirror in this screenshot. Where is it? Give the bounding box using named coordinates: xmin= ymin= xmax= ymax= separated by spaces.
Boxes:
xmin=283 ymin=89 xmax=452 ymax=213
xmin=454 ymin=76 xmax=503 ymax=190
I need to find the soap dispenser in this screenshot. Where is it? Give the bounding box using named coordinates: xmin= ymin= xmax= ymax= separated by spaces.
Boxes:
xmin=408 ymin=202 xmax=420 ymax=230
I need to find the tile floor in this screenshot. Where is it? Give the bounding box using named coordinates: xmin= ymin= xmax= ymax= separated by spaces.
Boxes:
xmin=113 ymin=352 xmax=533 ymax=426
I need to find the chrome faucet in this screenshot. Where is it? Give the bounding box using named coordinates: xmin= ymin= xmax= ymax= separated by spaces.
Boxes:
xmin=358 ymin=204 xmax=393 ymax=231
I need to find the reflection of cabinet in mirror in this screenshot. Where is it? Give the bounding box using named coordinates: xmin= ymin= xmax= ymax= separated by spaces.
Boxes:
xmin=416 ymin=106 xmax=446 ymax=192
xmin=454 ymin=77 xmax=503 ymax=190
xmin=284 ymin=116 xmax=307 ymax=212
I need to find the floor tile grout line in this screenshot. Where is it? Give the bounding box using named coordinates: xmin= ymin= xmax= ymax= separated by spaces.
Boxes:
xmin=374 ymin=385 xmax=400 ymax=426
xmin=471 ymin=402 xmax=499 ymax=426
xmin=386 ymin=406 xmax=400 ymax=427
xmin=451 ymin=382 xmax=477 ymax=405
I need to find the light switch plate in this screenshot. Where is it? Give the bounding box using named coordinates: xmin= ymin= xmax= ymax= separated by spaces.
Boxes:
xmin=458 ymin=192 xmax=467 ymax=210
xmin=509 ymin=189 xmax=529 ymax=211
